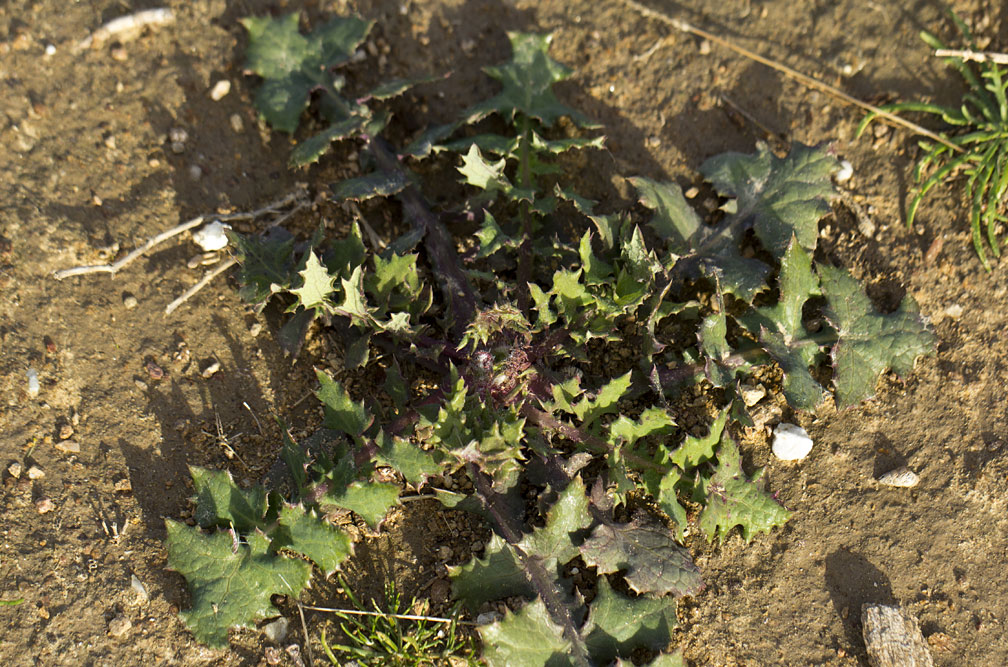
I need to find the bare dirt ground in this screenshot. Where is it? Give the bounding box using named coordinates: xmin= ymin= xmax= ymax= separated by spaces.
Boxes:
xmin=1 ymin=0 xmax=1006 ymax=665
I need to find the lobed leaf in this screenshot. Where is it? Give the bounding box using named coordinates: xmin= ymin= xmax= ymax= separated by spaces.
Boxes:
xmin=166 ymin=520 xmax=311 ymax=649
xmin=583 ymin=578 xmax=678 ymax=663
xmin=273 ymin=504 xmax=352 ymax=576
xmin=190 ymin=466 xmax=267 ymax=532
xmin=478 ymin=598 xmax=572 ymax=667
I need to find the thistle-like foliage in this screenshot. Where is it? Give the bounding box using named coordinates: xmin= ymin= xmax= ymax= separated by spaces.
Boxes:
xmin=168 ymin=13 xmax=938 ymax=663
xmin=857 ymin=11 xmax=1008 ymax=269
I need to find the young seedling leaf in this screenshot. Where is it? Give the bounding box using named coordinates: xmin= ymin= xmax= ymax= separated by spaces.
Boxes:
xmin=190 ymin=466 xmax=268 ymax=532
xmin=166 ymin=520 xmax=311 ymax=649
xmin=464 ymin=32 xmax=594 ymax=127
xmin=242 ymin=13 xmax=373 ymax=132
xmin=699 ymin=142 xmax=837 ymax=258
xmin=818 ymin=264 xmax=936 ymax=406
xmin=698 ymin=437 xmax=790 ymax=543
xmin=579 ymin=515 xmax=704 ymax=597
xmin=315 ymin=369 xmax=373 ymax=437
xmin=273 ymin=504 xmax=352 ymax=576
xmin=583 ymin=578 xmax=678 ymax=663
xmin=290 ymin=250 xmax=336 ymax=312
xmin=478 ymin=598 xmax=572 ymax=667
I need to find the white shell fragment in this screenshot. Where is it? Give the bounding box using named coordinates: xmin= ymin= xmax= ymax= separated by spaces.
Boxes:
xmin=772 ymin=423 xmax=813 ymax=461
xmin=192 ymin=221 xmax=230 ymax=252
xmin=877 ymin=466 xmax=920 ymax=488
xmin=26 ymin=368 xmax=40 ymax=397
xmin=835 ymin=159 xmax=854 ymax=183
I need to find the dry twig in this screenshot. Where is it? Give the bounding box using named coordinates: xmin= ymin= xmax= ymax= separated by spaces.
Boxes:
xmin=934 ymin=48 xmax=1008 ymax=64
xmin=618 ymin=0 xmax=964 ymax=153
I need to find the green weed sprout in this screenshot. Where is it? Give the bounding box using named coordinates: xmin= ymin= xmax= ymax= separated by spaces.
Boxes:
xmin=858 ymin=11 xmax=1008 ymax=270
xmin=320 ymin=576 xmax=479 ymax=666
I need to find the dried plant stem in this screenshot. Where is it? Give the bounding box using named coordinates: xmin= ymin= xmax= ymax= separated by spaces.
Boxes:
xmin=296 ymin=602 xmax=315 ymax=667
xmin=53 ymin=188 xmax=307 ymax=280
xmin=163 ymin=257 xmax=237 ymax=315
xmin=934 ymin=48 xmax=1008 ymax=64
xmin=619 ymin=0 xmax=964 ymax=153
xmin=301 ymin=604 xmax=476 ymax=625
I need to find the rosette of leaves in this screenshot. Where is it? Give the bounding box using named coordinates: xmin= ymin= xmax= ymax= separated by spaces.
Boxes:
xmin=242 ymin=12 xmax=431 ymax=167
xmin=857 ymin=10 xmax=1008 ymax=269
xmin=227 ymin=221 xmax=431 ymax=359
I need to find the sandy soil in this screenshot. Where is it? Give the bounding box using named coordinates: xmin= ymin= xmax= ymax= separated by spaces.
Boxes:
xmin=1 ymin=0 xmax=1006 ymax=665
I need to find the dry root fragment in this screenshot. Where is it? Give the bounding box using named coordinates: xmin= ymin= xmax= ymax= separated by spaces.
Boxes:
xmin=76 ymin=8 xmax=175 ymax=52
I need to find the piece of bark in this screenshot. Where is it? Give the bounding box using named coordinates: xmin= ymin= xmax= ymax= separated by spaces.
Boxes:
xmin=862 ymin=603 xmax=934 ymax=667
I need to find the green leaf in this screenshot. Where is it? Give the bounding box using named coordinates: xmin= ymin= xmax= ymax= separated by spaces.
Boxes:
xmin=464 ymin=32 xmax=594 ymax=127
xmin=190 ymin=466 xmax=267 ymax=532
xmin=273 ymin=504 xmax=352 ymax=576
xmin=242 ymin=13 xmax=373 ymax=132
xmin=227 ymin=230 xmax=296 ymax=309
xmin=631 ymin=176 xmax=770 ymax=301
xmin=608 ymin=408 xmax=676 ymax=447
xmin=579 ymin=516 xmax=703 ymax=596
xmin=451 ymin=534 xmax=535 ymax=611
xmin=479 ymin=598 xmax=572 ymax=667
xmin=521 ymin=477 xmax=592 ymax=563
xmin=819 ymin=265 xmax=936 ymax=406
xmin=575 ymin=372 xmax=632 ymax=427
xmin=700 ymin=142 xmax=837 ymax=258
xmin=337 ymin=265 xmax=370 ymax=321
xmin=475 ymin=211 xmax=517 ymax=258
xmin=458 ymin=144 xmax=512 ymax=194
xmin=331 ymin=170 xmax=408 ymax=201
xmin=290 ymin=116 xmax=368 ymax=166
xmin=699 ymin=308 xmax=735 ymax=387
xmin=698 ymin=438 xmax=791 ymax=543
xmin=364 ymin=73 xmax=440 ymax=101
xmin=374 ymin=433 xmax=440 ymax=486
xmin=583 ymin=578 xmax=678 ymax=663
xmin=166 ymin=520 xmax=311 ymax=649
xmin=669 ymin=406 xmax=728 ymax=470
xmin=315 ymin=369 xmax=373 ymax=437
xmin=290 ymin=250 xmax=336 ymax=311
xmin=321 ymin=480 xmax=400 ymax=527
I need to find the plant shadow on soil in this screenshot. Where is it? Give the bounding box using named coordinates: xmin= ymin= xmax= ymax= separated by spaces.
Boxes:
xmin=824 ymin=548 xmax=896 ymax=656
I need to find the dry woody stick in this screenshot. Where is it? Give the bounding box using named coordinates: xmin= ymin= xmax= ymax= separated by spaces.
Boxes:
xmin=934 ymin=48 xmax=1008 ymax=64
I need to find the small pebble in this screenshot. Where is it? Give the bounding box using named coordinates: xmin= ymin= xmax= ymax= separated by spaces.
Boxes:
xmin=684 ymin=186 xmax=700 ymax=199
xmin=229 ymin=113 xmax=244 ymax=133
xmin=55 ymin=440 xmax=81 ymax=455
xmin=249 ymin=323 xmax=262 ymax=337
xmin=36 ymin=497 xmax=55 ymax=514
xmin=943 ymin=304 xmax=963 ymax=320
xmin=437 ymin=545 xmax=452 ymax=560
xmin=192 ymin=221 xmax=230 ymax=252
xmin=123 ymin=294 xmax=138 ymax=309
xmin=740 ymin=383 xmax=766 ymax=407
xmin=201 ymin=361 xmax=221 ymax=379
xmin=263 ymin=617 xmax=289 ymax=643
xmin=188 ymin=164 xmax=203 ymax=180
xmin=146 ymin=361 xmax=165 ymax=380
xmin=27 ymin=465 xmax=45 ymax=480
xmin=170 ymin=141 xmax=185 ymax=154
xmin=131 ymin=575 xmax=149 ymax=604
xmin=476 ymin=611 xmax=503 ymax=625
xmin=877 ymin=466 xmax=920 ymax=488
xmin=134 ymin=379 xmax=148 ymax=391
xmin=772 ymin=423 xmax=813 ymax=461
xmin=114 ymin=478 xmax=132 ymax=492
xmin=59 ymin=424 xmax=74 ymax=439
xmin=108 ymin=615 xmax=132 ymax=638
xmin=835 ymin=159 xmax=854 ymax=183
xmin=7 ymin=462 xmax=23 ymax=479
xmin=698 ymin=39 xmax=711 ymax=55
xmin=209 ymin=79 xmax=231 ymax=101
xmin=168 ymin=127 xmax=188 ymax=144
xmin=110 ymin=46 xmax=128 ymax=61
xmin=44 ymin=43 xmax=56 ymax=56
xmin=27 ymin=368 xmax=40 ymax=397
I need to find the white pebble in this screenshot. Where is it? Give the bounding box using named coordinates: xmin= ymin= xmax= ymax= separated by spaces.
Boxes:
xmin=772 ymin=423 xmax=813 ymax=461
xmin=263 ymin=617 xmax=289 ymax=643
xmin=943 ymin=304 xmax=963 ymax=320
xmin=44 ymin=44 xmax=56 ymax=56
xmin=209 ymin=79 xmax=231 ymax=101
xmin=26 ymin=368 xmax=40 ymax=397
xmin=229 ymin=113 xmax=244 ymax=133
xmin=192 ymin=221 xmax=230 ymax=251
xmin=740 ymin=383 xmax=766 ymax=407
xmin=131 ymin=575 xmax=149 ymax=603
xmin=835 ymin=159 xmax=854 ymax=183
xmin=877 ymin=466 xmax=919 ymax=488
